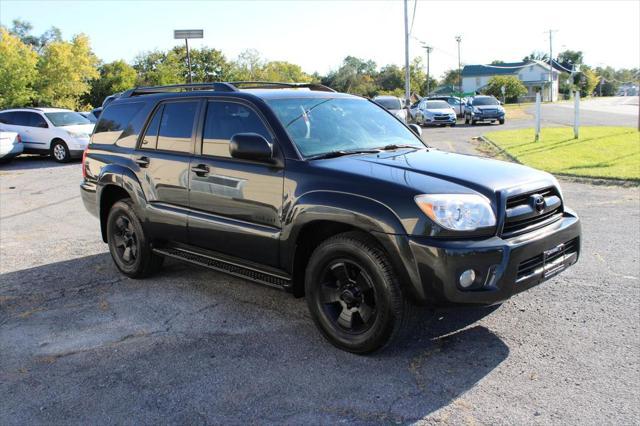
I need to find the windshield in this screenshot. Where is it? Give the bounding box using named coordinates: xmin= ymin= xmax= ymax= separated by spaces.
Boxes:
xmin=375 ymin=97 xmax=402 ymax=110
xmin=472 ymin=97 xmax=499 ymax=106
xmin=266 ymin=97 xmax=424 ymax=158
xmin=426 ymin=101 xmax=451 ymax=110
xmin=45 ymin=111 xmax=91 ymax=127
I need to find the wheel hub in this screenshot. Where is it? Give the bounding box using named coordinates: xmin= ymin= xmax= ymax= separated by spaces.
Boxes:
xmin=340 ymin=287 xmax=361 ymax=308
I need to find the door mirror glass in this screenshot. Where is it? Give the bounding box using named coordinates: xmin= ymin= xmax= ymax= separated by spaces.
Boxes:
xmin=229 ymin=133 xmax=273 ymax=162
xmin=408 ymin=123 xmax=422 ymax=137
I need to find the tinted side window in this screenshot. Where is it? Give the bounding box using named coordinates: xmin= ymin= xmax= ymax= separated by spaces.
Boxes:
xmin=202 ymin=101 xmax=271 ymax=158
xmin=140 ymin=105 xmax=163 ymax=150
xmin=156 ymin=101 xmax=198 ymax=153
xmin=93 ymin=102 xmax=144 ymax=145
xmin=0 ymin=112 xmax=12 ymax=124
xmin=10 ymin=112 xmax=31 ymax=126
xmin=25 ymin=112 xmax=47 ymax=128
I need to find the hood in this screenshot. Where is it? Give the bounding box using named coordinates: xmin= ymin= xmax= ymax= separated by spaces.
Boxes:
xmin=425 ymin=108 xmax=454 ymax=114
xmin=314 ymin=148 xmax=555 ymax=201
xmin=60 ymin=124 xmax=94 ymax=135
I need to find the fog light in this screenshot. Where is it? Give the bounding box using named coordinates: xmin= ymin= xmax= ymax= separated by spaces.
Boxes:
xmin=459 ymin=269 xmax=476 ymax=288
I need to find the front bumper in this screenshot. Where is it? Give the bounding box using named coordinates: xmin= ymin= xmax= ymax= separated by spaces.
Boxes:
xmin=405 ymin=211 xmax=581 ymax=305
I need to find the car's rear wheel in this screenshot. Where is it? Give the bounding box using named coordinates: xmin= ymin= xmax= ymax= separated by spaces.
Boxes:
xmin=51 ymin=140 xmax=70 ymax=163
xmin=305 ymin=232 xmax=412 ymax=354
xmin=107 ymin=199 xmax=163 ymax=278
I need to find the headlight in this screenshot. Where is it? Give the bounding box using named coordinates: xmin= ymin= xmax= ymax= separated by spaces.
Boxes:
xmin=67 ymin=130 xmax=89 ymax=138
xmin=415 ymin=194 xmax=496 ymax=231
xmin=473 ymin=107 xmax=481 ymax=113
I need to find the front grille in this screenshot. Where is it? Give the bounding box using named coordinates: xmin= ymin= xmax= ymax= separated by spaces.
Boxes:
xmin=502 ymin=187 xmax=563 ymax=238
xmin=434 ymin=115 xmax=450 ymax=121
xmin=517 ymin=237 xmax=579 ymax=281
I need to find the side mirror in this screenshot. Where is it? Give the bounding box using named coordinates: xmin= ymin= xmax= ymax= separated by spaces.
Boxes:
xmin=408 ymin=123 xmax=422 ymax=137
xmin=229 ymin=133 xmax=274 ymax=162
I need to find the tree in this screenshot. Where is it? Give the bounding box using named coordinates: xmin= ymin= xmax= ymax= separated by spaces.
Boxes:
xmin=9 ymin=19 xmax=61 ymax=52
xmin=86 ymin=60 xmax=137 ymax=107
xmin=0 ymin=27 xmax=38 ymax=108
xmin=522 ymin=51 xmax=549 ymax=62
xmin=232 ymin=49 xmax=264 ymax=80
xmin=322 ymin=56 xmax=378 ymax=96
xmin=557 ymin=50 xmax=583 ymax=67
xmin=376 ymin=64 xmax=403 ymax=92
xmin=35 ymin=33 xmax=99 ymax=109
xmin=490 ymin=60 xmax=506 ymax=65
xmin=260 ymin=61 xmax=312 ymax=82
xmin=441 ymin=69 xmax=459 ymax=87
xmin=133 ymin=50 xmax=183 ymax=86
xmin=484 ymin=75 xmax=527 ymax=102
xmin=574 ymin=67 xmax=599 ymax=97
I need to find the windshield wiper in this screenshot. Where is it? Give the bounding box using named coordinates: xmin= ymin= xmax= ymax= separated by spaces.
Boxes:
xmin=307 ymin=149 xmax=380 ymax=160
xmin=378 ymin=144 xmax=421 ymax=151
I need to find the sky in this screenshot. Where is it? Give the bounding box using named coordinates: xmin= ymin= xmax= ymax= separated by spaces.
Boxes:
xmin=1 ymin=0 xmax=639 ymax=79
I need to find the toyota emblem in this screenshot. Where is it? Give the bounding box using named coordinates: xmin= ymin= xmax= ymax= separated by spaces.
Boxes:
xmin=531 ymin=194 xmax=546 ymax=213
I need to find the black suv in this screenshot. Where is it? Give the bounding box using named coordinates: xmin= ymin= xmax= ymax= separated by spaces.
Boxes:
xmin=81 ymin=82 xmax=581 ymax=353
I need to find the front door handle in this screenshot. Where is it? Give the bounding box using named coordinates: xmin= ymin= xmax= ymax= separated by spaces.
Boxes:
xmin=134 ymin=156 xmax=150 ymax=167
xmin=191 ymin=164 xmax=210 ymax=176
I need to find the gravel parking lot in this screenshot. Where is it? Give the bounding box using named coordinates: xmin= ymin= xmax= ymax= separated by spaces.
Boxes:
xmin=1 ymin=151 xmax=639 ymax=424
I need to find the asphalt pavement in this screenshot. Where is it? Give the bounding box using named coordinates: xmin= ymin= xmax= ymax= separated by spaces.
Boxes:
xmin=1 ymin=113 xmax=639 ymax=424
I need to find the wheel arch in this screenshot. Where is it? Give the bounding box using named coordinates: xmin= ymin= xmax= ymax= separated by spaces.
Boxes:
xmin=282 ymin=192 xmax=419 ymax=299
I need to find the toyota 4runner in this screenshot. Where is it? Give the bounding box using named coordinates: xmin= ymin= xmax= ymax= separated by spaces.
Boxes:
xmin=80 ymin=82 xmax=581 ymax=353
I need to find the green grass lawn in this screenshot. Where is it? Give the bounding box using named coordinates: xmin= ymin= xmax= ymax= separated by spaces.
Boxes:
xmin=484 ymin=126 xmax=640 ymax=181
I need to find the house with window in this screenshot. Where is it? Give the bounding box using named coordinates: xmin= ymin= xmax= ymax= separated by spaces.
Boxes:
xmin=461 ymin=60 xmax=562 ymax=102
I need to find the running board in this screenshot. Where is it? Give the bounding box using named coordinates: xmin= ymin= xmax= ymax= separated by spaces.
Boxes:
xmin=153 ymin=247 xmax=291 ymax=289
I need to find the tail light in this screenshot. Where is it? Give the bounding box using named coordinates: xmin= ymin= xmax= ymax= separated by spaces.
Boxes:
xmin=81 ymin=148 xmax=88 ymax=179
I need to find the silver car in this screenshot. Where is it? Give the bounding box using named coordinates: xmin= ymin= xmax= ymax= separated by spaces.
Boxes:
xmin=414 ymin=99 xmax=457 ymax=127
xmin=373 ymin=96 xmax=407 ymax=123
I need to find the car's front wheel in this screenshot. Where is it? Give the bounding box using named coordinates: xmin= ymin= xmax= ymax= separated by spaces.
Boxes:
xmin=51 ymin=140 xmax=70 ymax=163
xmin=305 ymin=232 xmax=412 ymax=353
xmin=107 ymin=199 xmax=163 ymax=278
xmin=499 ymin=118 xmax=505 ymax=125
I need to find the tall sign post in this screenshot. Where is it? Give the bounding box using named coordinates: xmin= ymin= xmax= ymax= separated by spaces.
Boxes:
xmin=535 ymin=91 xmax=541 ymax=142
xmin=574 ymin=89 xmax=580 ymax=139
xmin=174 ymin=29 xmax=204 ymax=84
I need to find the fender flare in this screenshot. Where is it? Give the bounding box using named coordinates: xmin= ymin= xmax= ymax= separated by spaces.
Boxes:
xmin=281 ymin=191 xmax=423 ymax=300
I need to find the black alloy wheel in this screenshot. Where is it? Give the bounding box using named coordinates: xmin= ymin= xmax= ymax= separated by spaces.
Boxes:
xmin=111 ymin=215 xmax=138 ymax=265
xmin=317 ymin=259 xmax=378 ymax=333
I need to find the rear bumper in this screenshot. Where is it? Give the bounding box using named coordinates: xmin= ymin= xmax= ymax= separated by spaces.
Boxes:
xmin=404 ymin=211 xmax=581 ymax=305
xmin=80 ymin=180 xmax=99 ymax=218
xmin=0 ymin=143 xmax=23 ymax=159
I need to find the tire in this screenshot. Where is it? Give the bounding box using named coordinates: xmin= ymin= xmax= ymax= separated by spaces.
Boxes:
xmin=499 ymin=118 xmax=505 ymax=125
xmin=106 ymin=199 xmax=163 ymax=278
xmin=51 ymin=140 xmax=71 ymax=163
xmin=305 ymin=231 xmax=412 ymax=354
xmin=464 ymin=115 xmax=470 ymax=124
xmin=450 ymin=123 xmax=456 ymax=127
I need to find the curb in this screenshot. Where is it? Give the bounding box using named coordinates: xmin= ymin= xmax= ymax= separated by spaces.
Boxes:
xmin=478 ymin=135 xmax=640 ymax=187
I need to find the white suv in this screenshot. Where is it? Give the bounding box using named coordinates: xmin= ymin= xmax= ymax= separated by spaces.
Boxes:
xmin=0 ymin=108 xmax=94 ymax=162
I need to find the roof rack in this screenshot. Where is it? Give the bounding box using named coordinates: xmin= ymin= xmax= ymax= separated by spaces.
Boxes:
xmin=120 ymin=81 xmax=336 ymax=98
xmin=229 ymin=81 xmax=336 ymax=92
xmin=121 ymin=83 xmax=238 ymax=98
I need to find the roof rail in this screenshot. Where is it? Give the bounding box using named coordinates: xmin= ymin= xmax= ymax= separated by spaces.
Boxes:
xmin=121 ymin=83 xmax=238 ymax=98
xmin=229 ymin=81 xmax=336 ymax=92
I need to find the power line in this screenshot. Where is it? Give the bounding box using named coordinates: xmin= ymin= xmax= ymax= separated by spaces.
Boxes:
xmin=409 ymin=0 xmax=418 ymax=35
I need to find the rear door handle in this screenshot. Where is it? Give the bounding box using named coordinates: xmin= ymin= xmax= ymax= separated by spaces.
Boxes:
xmin=191 ymin=164 xmax=210 ymax=176
xmin=134 ymin=156 xmax=150 ymax=167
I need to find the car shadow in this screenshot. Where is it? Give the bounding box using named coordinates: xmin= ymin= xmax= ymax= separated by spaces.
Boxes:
xmin=0 ymin=154 xmax=80 ymax=171
xmin=1 ymin=253 xmax=509 ymax=424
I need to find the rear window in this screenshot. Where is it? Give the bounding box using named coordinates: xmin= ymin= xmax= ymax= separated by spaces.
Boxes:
xmin=425 ymin=101 xmax=450 ymax=109
xmin=375 ymin=98 xmax=402 ymax=110
xmin=93 ymin=102 xmax=145 ymax=145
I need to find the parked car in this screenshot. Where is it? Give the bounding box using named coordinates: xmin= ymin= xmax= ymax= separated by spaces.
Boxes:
xmin=464 ymin=96 xmax=505 ymax=125
xmin=414 ymin=99 xmax=457 ymax=127
xmin=428 ymin=96 xmax=466 ymax=117
xmin=0 ymin=129 xmax=23 ymax=163
xmin=81 ymin=82 xmax=581 ymax=353
xmin=372 ymin=96 xmax=407 ymax=122
xmin=79 ymin=107 xmax=103 ymax=124
xmin=0 ymin=108 xmax=94 ymax=162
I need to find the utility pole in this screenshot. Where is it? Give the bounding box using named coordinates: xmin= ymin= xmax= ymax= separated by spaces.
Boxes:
xmin=424 ymin=45 xmax=433 ymax=95
xmin=403 ymin=0 xmax=411 ymax=108
xmin=548 ymin=29 xmax=557 ymax=102
xmin=455 ymin=35 xmax=462 ymax=96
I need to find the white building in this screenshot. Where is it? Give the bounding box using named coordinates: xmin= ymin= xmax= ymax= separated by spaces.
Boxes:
xmin=461 ymin=60 xmax=562 ymax=102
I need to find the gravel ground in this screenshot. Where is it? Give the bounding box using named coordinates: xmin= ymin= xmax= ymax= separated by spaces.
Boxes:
xmin=1 ymin=153 xmax=639 ymax=425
